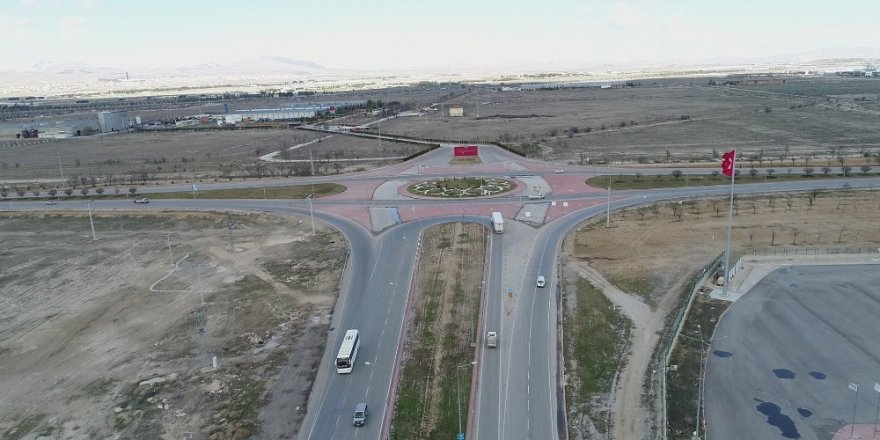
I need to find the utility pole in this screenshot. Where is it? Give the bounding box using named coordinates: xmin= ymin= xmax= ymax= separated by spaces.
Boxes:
xmin=606 ymin=187 xmax=611 ymax=227
xmin=166 ymin=233 xmax=174 ymax=264
xmin=57 ymin=152 xmax=65 ymax=183
xmin=226 ymin=214 xmax=235 ymax=252
xmin=307 ymin=194 xmax=315 ymax=235
xmin=196 ymin=263 xmax=204 ymax=304
xmin=87 ymin=200 xmax=96 ymax=240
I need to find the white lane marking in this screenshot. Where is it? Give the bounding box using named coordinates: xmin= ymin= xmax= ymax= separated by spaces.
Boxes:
xmin=305 ymin=329 xmax=339 ymax=440
xmin=547 ymin=281 xmax=556 ymax=440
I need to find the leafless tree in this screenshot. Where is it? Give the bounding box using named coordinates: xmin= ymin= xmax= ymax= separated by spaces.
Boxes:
xmin=80 ymin=188 xmax=89 ymax=196
xmin=770 ymin=229 xmax=777 ymax=246
xmin=861 ymin=165 xmax=872 ymax=175
xmin=64 ymin=188 xmax=73 ymax=196
xmin=671 ymin=204 xmax=684 ymax=221
xmin=32 ymin=190 xmax=40 ymax=197
xmin=96 ymin=187 xmax=105 ymax=196
xmin=803 ymin=167 xmax=814 ymax=176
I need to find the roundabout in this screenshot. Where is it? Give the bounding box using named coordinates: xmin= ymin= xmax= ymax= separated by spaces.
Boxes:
xmin=407 ymin=177 xmax=515 ymax=198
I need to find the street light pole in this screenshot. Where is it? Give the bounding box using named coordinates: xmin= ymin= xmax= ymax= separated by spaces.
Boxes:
xmin=456 ymin=362 xmax=476 ymax=440
xmin=166 ymin=233 xmax=174 ymax=264
xmin=307 ymin=194 xmax=315 ymax=235
xmin=694 ymin=324 xmax=705 ymax=440
xmin=606 ymin=186 xmax=611 ymax=227
xmin=87 ymin=200 xmax=96 ymax=241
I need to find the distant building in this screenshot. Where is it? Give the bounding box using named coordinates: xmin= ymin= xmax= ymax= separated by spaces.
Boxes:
xmin=232 ymin=108 xmax=316 ymax=122
xmin=175 ymin=119 xmax=199 ymax=127
xmin=449 ymin=106 xmax=464 ymax=117
xmin=97 ymin=110 xmax=130 ymax=133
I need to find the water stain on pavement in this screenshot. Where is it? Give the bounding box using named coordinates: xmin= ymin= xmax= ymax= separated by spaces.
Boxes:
xmin=713 ymin=350 xmax=733 ymax=358
xmin=796 ymin=408 xmax=812 ymax=418
xmin=809 ymin=371 xmax=826 ymax=380
xmin=773 ymin=368 xmax=796 ymax=379
xmin=755 ymin=399 xmax=801 ymax=439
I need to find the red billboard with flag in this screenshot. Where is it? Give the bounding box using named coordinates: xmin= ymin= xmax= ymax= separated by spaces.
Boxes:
xmin=454 ymin=145 xmax=479 ymax=157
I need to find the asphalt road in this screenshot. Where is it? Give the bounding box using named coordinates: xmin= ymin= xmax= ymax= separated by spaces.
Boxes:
xmin=4 ymin=161 xmax=880 ymax=439
xmin=704 ymin=265 xmax=880 ymax=440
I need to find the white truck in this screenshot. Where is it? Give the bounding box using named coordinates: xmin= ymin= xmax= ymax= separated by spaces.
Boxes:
xmin=491 ymin=212 xmax=504 ymax=233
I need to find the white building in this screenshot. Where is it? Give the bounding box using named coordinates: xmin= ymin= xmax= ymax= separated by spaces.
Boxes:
xmin=449 ymin=106 xmax=464 ymax=117
xmin=97 ymin=110 xmax=130 ymax=133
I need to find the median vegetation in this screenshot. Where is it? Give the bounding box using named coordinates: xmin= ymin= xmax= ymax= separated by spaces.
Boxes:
xmin=0 ymin=183 xmax=346 ymax=202
xmin=391 ymin=222 xmax=486 ymax=439
xmin=563 ymin=275 xmax=632 ymax=438
xmin=588 ymin=167 xmax=875 ymax=190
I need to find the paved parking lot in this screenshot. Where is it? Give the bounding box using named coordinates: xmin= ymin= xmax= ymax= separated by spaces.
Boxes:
xmin=705 ymin=264 xmax=880 ymax=440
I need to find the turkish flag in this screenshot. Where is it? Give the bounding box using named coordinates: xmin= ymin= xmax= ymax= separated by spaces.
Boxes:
xmin=721 ymin=150 xmax=735 ymax=176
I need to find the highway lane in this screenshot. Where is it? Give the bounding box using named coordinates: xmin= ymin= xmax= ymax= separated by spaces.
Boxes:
xmin=474 ymin=221 xmax=504 ymax=440
xmin=300 ymin=222 xmax=418 ymax=440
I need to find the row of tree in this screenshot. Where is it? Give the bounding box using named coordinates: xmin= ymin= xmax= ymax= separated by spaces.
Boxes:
xmin=1 ymin=186 xmax=138 ymax=199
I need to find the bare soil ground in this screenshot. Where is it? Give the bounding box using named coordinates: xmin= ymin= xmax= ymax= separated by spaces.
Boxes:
xmin=0 ymin=211 xmax=346 ymax=440
xmin=382 ymin=78 xmax=880 ymax=165
xmin=391 ymin=222 xmax=485 ymax=440
xmin=0 ymin=128 xmax=420 ymax=184
xmin=560 ymin=188 xmax=880 ymax=440
xmin=8 ymin=78 xmax=880 ymax=185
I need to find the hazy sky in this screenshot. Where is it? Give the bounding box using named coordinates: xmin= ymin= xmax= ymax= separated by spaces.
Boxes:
xmin=3 ymin=0 xmax=879 ymax=70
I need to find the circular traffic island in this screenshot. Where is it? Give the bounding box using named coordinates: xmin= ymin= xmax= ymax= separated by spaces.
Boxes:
xmin=407 ymin=177 xmax=515 ymax=198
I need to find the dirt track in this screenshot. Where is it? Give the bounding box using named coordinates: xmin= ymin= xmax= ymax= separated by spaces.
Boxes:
xmin=0 ymin=211 xmax=345 ymax=439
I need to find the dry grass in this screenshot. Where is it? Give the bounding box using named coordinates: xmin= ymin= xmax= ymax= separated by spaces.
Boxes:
xmin=392 ymin=222 xmax=486 ymax=440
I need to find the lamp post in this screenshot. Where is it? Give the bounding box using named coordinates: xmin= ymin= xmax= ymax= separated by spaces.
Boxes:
xmin=456 ymin=361 xmax=476 ymax=439
xmin=694 ymin=325 xmax=706 ymax=440
xmin=86 ymin=200 xmax=96 ymax=241
xmin=679 ymin=324 xmax=721 ymax=440
xmin=306 ymin=193 xmax=315 ymax=235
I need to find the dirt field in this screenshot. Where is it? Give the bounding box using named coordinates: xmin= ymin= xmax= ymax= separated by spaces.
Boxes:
xmin=391 ymin=222 xmax=485 ymax=440
xmin=560 ymin=188 xmax=880 ymax=440
xmin=382 ymin=78 xmax=880 ymax=165
xmin=8 ymin=78 xmax=880 ymax=185
xmin=0 ymin=211 xmax=346 ymax=440
xmin=0 ymin=128 xmax=423 ymax=184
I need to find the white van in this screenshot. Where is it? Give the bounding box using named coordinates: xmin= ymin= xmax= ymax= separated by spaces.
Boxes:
xmin=486 ymin=331 xmax=497 ymax=348
xmin=353 ymin=402 xmax=368 ymax=426
xmin=537 ymin=276 xmax=546 ymax=288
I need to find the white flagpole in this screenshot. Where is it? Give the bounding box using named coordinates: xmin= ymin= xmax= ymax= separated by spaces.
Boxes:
xmin=722 ymin=151 xmax=736 ymax=298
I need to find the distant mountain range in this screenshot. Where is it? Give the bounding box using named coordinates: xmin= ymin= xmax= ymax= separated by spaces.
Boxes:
xmin=12 ymin=48 xmax=880 ymax=78
xmin=2 ymin=50 xmax=879 ymax=98
xmin=11 ymin=56 xmax=331 ymax=78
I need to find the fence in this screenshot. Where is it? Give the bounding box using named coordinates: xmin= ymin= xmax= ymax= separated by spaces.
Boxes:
xmin=658 ymin=253 xmax=723 ymax=440
xmin=748 ymin=246 xmax=880 ymax=256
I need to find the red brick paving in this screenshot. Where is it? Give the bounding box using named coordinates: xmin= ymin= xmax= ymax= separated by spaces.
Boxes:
xmin=832 ymin=424 xmax=880 ymax=439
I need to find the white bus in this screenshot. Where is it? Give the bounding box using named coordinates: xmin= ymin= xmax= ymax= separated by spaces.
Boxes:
xmin=336 ymin=329 xmax=360 ymax=373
